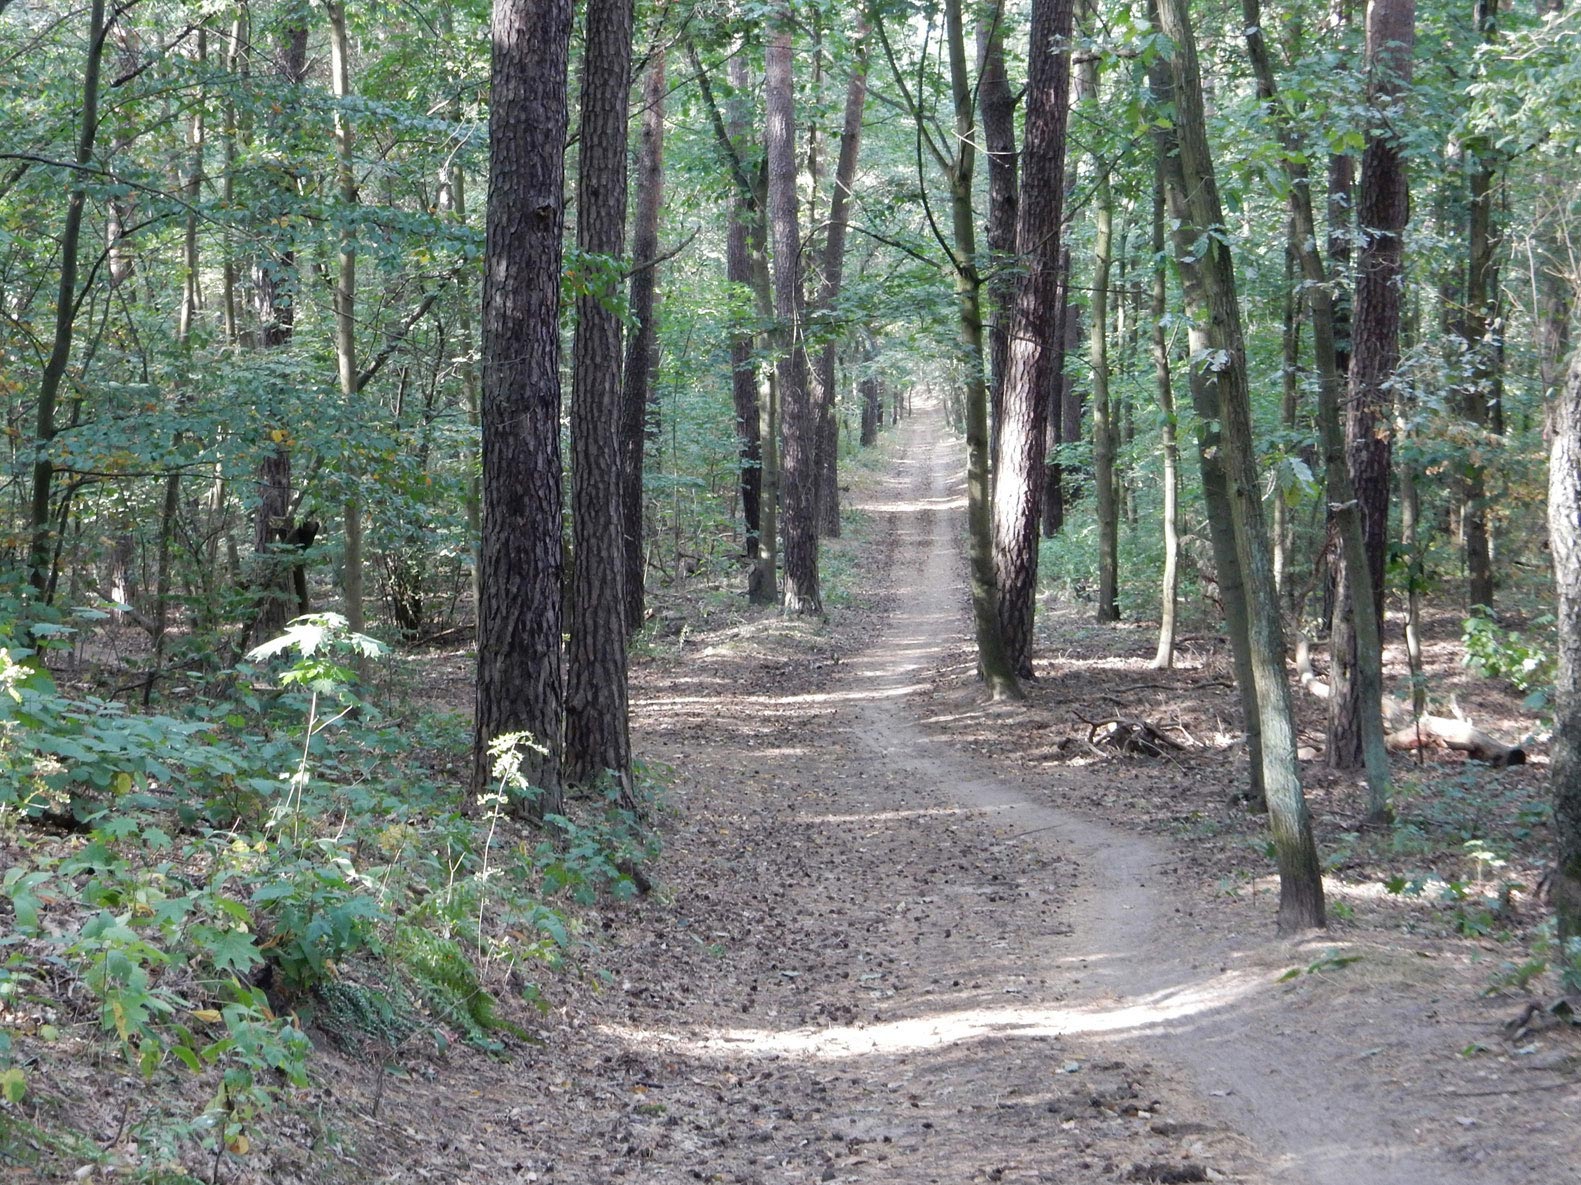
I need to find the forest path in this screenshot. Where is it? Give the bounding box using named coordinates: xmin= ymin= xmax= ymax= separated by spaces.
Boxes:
xmin=820 ymin=411 xmax=1482 ymax=1185
xmin=402 ymin=407 xmax=1566 ymax=1185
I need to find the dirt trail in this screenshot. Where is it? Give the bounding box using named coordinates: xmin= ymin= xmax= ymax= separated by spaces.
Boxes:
xmin=832 ymin=416 xmax=1483 ymax=1185
xmin=383 ymin=407 xmax=1574 ymax=1185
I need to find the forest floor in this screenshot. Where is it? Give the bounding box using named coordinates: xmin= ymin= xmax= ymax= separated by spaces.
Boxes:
xmin=10 ymin=404 xmax=1581 ymax=1184
xmin=323 ymin=405 xmax=1579 ymax=1185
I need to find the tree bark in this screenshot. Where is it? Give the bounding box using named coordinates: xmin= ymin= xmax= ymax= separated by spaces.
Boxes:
xmin=1150 ymin=163 xmax=1180 ymax=671
xmin=1551 ymin=348 xmax=1581 ymax=988
xmin=621 ymin=46 xmax=666 ymax=634
xmin=328 ymin=1 xmax=364 ymax=636
xmin=978 ymin=0 xmax=1018 ymax=480
xmin=1089 ymin=159 xmax=1119 ymax=625
xmin=1243 ymin=0 xmax=1392 ymax=820
xmin=939 ymin=0 xmax=1021 ymax=699
xmin=28 ymin=0 xmax=107 ymax=598
xmin=1459 ymin=0 xmax=1500 ymax=612
xmin=245 ymin=17 xmax=308 ymax=650
xmin=811 ymin=21 xmax=869 ymax=539
xmin=473 ymin=0 xmax=573 ymax=814
xmin=1153 ymin=0 xmax=1325 ymax=930
xmin=991 ymin=0 xmax=1074 ymax=677
xmin=766 ymin=12 xmax=821 ymax=615
xmin=1073 ymin=0 xmax=1118 ymax=603
xmin=565 ymin=0 xmax=634 ymax=793
xmin=1347 ymin=0 xmax=1413 ymax=627
xmin=1327 ymin=0 xmax=1412 ymax=781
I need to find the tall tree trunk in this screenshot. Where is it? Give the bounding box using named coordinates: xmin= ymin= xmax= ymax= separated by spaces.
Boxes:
xmin=1327 ymin=0 xmax=1354 ymax=382
xmin=1550 ymin=348 xmax=1581 ymax=989
xmin=220 ymin=4 xmax=247 ymax=345
xmin=1074 ymin=4 xmax=1118 ymax=623
xmin=473 ymin=0 xmax=574 ymax=814
xmin=565 ymin=0 xmax=634 ymax=792
xmin=621 ymin=46 xmax=666 ymax=634
xmin=936 ymin=0 xmax=1021 ymax=699
xmin=990 ymin=0 xmax=1074 ymax=678
xmin=1244 ymin=0 xmax=1392 ymax=820
xmin=1274 ymin=239 xmax=1298 ymax=601
xmin=1348 ymin=0 xmax=1413 ymax=626
xmin=28 ymin=0 xmax=107 ymax=598
xmin=767 ymin=12 xmax=821 ymax=615
xmin=1042 ymin=250 xmax=1078 ymax=537
xmin=1154 ymin=0 xmax=1325 ymax=930
xmin=156 ymin=24 xmax=207 ymax=657
xmin=812 ymin=21 xmax=869 ymax=539
xmin=705 ymin=44 xmax=776 ymax=603
xmin=246 ymin=18 xmax=308 ymax=650
xmin=1089 ymin=162 xmax=1119 ymax=624
xmin=1330 ymin=0 xmax=1413 ymax=778
xmin=328 ymin=1 xmax=364 ymax=635
xmin=978 ymin=0 xmax=1018 ymax=480
xmin=1150 ymin=163 xmax=1180 ymax=670
xmin=1459 ymin=0 xmax=1500 ymax=612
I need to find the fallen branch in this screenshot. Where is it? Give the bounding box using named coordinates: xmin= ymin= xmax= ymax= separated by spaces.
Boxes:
xmin=1295 ymin=635 xmax=1526 ymax=767
xmin=1072 ymin=710 xmax=1185 ymax=758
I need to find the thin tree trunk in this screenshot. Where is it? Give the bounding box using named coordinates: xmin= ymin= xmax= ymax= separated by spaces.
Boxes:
xmin=1154 ymin=0 xmax=1325 ymax=929
xmin=991 ymin=0 xmax=1074 ymax=678
xmin=565 ymin=0 xmax=634 ymax=792
xmin=621 ymin=46 xmax=666 ymax=633
xmin=811 ymin=21 xmax=869 ymax=539
xmin=1043 ymin=250 xmax=1078 ymax=537
xmin=156 ymin=25 xmax=208 ymax=657
xmin=1150 ymin=164 xmax=1180 ymax=670
xmin=1459 ymin=0 xmax=1500 ymax=612
xmin=1274 ymin=238 xmax=1298 ymax=602
xmin=28 ymin=0 xmax=107 ymax=597
xmin=328 ymin=1 xmax=364 ymax=635
xmin=1089 ymin=164 xmax=1119 ymax=624
xmin=473 ymin=0 xmax=573 ymax=813
xmin=1244 ymin=0 xmax=1391 ymax=819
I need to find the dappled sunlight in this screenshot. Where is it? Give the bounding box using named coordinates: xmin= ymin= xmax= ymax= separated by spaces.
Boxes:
xmin=596 ymin=965 xmax=1264 ymax=1062
xmin=639 ymin=681 xmax=933 ymax=712
xmin=794 ymin=804 xmax=1005 ymax=826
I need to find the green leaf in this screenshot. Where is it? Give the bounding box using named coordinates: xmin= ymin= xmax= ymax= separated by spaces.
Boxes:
xmin=0 ymin=1068 xmax=25 ymax=1104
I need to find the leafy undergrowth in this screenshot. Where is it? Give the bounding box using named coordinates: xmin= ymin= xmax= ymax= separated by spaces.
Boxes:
xmin=0 ymin=608 xmax=658 ymax=1183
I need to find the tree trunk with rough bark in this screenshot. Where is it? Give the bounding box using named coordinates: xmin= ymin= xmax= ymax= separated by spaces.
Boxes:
xmin=811 ymin=23 xmax=868 ymax=540
xmin=621 ymin=47 xmax=666 ymax=634
xmin=766 ymin=13 xmax=821 ymax=615
xmin=990 ymin=0 xmax=1074 ymax=678
xmin=565 ymin=0 xmax=634 ymax=793
xmin=473 ymin=0 xmax=574 ymax=815
xmin=978 ymin=0 xmax=1018 ymax=481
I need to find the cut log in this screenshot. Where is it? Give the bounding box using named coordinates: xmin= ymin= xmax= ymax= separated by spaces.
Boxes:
xmin=1294 ymin=634 xmax=1526 ymax=767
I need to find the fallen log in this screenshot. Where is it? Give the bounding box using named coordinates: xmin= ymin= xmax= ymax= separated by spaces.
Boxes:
xmin=1294 ymin=635 xmax=1526 ymax=767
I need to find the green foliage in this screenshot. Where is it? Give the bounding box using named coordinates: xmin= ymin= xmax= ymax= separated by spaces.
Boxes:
xmin=0 ymin=612 xmax=660 ymax=1172
xmin=1460 ymin=610 xmax=1556 ymax=709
